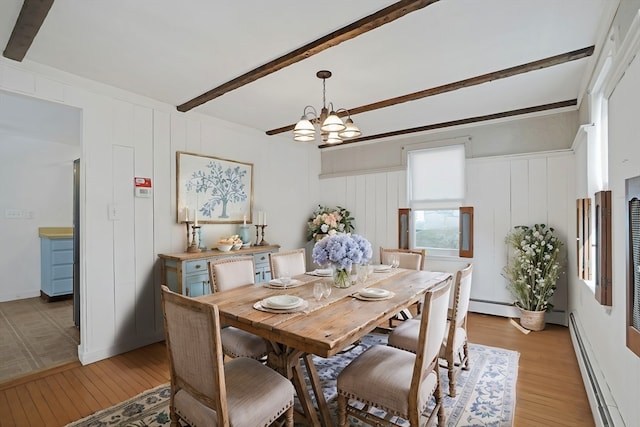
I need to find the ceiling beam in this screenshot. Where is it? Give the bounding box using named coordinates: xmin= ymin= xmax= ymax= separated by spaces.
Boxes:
xmin=3 ymin=0 xmax=54 ymax=62
xmin=266 ymin=45 xmax=594 ymax=136
xmin=318 ymin=99 xmax=577 ymax=148
xmin=176 ymin=0 xmax=439 ymax=112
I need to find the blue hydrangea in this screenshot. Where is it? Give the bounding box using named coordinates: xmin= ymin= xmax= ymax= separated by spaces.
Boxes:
xmin=312 ymin=233 xmax=372 ymax=271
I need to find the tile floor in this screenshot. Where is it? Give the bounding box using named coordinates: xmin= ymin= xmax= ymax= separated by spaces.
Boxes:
xmin=0 ymin=296 xmax=78 ymax=383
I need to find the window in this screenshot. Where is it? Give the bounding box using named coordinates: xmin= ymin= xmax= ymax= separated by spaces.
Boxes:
xmin=414 ymin=209 xmax=459 ymax=250
xmin=406 ymin=143 xmax=471 ymax=257
xmin=626 ymin=176 xmax=640 ymax=357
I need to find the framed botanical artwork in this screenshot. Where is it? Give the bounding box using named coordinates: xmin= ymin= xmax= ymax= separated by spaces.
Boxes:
xmin=176 ymin=151 xmax=253 ymax=224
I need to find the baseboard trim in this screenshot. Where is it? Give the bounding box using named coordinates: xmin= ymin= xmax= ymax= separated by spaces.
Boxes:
xmin=78 ymin=332 xmax=165 ymax=365
xmin=569 ymin=312 xmax=624 ymax=427
xmin=469 ymin=299 xmax=567 ymax=325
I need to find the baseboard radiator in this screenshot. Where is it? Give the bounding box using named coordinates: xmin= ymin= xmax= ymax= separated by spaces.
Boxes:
xmin=569 ymin=313 xmax=622 ymax=427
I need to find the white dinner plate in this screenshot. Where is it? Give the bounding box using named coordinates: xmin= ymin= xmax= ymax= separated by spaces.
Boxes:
xmin=261 ymin=295 xmax=304 ymax=310
xmin=359 ymin=288 xmax=391 ymax=299
xmin=269 ymin=278 xmax=302 ymax=287
xmin=308 ymin=269 xmax=332 ymax=276
xmin=373 ymin=264 xmax=392 ymax=272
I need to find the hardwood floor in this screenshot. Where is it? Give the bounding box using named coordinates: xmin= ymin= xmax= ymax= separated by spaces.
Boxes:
xmin=466 ymin=313 xmax=594 ymax=427
xmin=0 ymin=313 xmax=594 ymax=426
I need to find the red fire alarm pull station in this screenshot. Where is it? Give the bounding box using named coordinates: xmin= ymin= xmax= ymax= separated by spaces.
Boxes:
xmin=134 ymin=177 xmax=152 ymax=198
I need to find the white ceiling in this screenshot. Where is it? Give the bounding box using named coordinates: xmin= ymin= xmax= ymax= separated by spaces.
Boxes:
xmin=0 ymin=0 xmax=613 ymax=146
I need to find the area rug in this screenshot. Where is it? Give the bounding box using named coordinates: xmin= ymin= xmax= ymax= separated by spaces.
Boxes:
xmin=66 ymin=333 xmax=518 ymax=427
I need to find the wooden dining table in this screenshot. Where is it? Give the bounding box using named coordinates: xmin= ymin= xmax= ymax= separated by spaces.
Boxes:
xmin=196 ymin=267 xmax=452 ymax=427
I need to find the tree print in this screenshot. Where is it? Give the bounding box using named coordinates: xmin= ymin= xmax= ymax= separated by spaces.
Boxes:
xmin=186 ymin=161 xmax=248 ymax=219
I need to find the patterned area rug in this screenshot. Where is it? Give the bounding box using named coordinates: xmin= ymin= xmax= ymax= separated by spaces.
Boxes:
xmin=66 ymin=333 xmax=518 ymax=427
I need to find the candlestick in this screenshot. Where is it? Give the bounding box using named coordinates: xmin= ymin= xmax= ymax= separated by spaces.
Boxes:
xmin=187 ymin=224 xmax=201 ymax=253
xmin=256 ymin=225 xmax=269 ymax=246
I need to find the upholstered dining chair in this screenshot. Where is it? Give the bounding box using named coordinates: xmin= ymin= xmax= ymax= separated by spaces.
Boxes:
xmin=380 ymin=247 xmax=426 ymax=270
xmin=207 ymin=256 xmax=268 ymax=361
xmin=160 ymin=285 xmax=294 ymax=427
xmin=380 ymin=247 xmax=427 ymax=326
xmin=337 ymin=279 xmax=452 ymax=427
xmin=388 ymin=263 xmax=473 ymax=397
xmin=269 ymin=248 xmax=306 ymax=279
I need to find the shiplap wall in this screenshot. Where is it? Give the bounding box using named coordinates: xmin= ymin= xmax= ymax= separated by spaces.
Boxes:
xmin=0 ymin=58 xmax=318 ymax=365
xmin=319 ymin=150 xmax=573 ymax=323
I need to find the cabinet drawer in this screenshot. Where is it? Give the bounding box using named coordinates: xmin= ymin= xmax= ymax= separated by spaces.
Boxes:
xmin=51 ymin=278 xmax=72 ymax=296
xmin=52 ymin=249 xmax=73 ymax=265
xmin=185 ymin=259 xmax=210 ymax=275
xmin=51 ymin=239 xmax=73 ymax=251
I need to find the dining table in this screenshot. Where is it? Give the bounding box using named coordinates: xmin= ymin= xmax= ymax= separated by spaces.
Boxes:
xmin=196 ymin=267 xmax=452 ymax=427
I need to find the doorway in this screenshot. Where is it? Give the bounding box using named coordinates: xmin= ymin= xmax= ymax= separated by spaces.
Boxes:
xmin=0 ymin=90 xmax=82 ymax=382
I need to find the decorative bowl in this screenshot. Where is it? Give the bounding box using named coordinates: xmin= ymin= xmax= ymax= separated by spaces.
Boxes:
xmin=217 ymin=244 xmax=233 ymax=252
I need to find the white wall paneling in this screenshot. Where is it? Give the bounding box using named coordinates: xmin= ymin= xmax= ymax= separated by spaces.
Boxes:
xmin=0 ymin=57 xmax=319 ymax=366
xmin=320 ymin=151 xmax=573 ymax=322
xmin=112 ymin=144 xmax=136 ymax=343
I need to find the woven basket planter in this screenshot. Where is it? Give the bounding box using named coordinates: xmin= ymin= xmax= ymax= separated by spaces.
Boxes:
xmin=519 ymin=308 xmax=546 ymax=331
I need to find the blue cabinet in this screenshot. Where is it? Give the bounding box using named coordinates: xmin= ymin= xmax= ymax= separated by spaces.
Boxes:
xmin=39 ymin=228 xmax=74 ymax=300
xmin=159 ymin=245 xmax=279 ymax=296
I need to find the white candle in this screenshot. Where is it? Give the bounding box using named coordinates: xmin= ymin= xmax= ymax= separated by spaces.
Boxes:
xmin=184 ymin=206 xmax=189 ymax=222
xmin=194 ymin=209 xmax=198 ymax=226
xmin=243 ymin=214 xmax=246 ymax=225
xmin=263 ymin=212 xmax=267 ymax=225
xmin=259 ymin=211 xmax=263 ymax=225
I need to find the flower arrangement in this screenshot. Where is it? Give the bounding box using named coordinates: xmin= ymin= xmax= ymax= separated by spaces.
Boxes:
xmin=306 ymin=205 xmax=354 ymax=241
xmin=503 ymin=224 xmax=564 ymax=312
xmin=312 ymin=233 xmax=372 ymax=287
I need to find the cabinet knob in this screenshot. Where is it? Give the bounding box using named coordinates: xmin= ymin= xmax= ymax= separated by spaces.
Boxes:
xmin=195 ymin=264 xmax=202 ymax=269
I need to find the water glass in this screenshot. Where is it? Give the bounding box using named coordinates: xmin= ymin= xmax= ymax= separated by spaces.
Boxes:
xmin=313 ymin=282 xmax=324 ymax=301
xmin=322 ymin=280 xmax=332 ymax=298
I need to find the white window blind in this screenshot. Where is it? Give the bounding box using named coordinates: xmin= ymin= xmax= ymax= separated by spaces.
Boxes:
xmin=408 ymin=144 xmax=465 ymax=207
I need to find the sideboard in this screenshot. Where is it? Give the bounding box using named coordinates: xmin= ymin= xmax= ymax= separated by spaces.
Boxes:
xmin=158 ymin=245 xmax=279 ymax=296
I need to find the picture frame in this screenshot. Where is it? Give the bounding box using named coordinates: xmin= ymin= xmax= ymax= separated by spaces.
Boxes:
xmin=176 ymin=151 xmax=253 ymax=224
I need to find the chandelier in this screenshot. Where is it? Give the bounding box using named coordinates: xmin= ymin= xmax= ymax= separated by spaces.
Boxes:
xmin=293 ymin=70 xmax=361 ymax=144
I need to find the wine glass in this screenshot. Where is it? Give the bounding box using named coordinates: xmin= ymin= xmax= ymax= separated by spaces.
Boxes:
xmin=391 ymin=255 xmax=399 ymax=268
xmin=278 ymin=267 xmax=291 ymax=290
xmin=313 ymin=282 xmax=324 ymax=301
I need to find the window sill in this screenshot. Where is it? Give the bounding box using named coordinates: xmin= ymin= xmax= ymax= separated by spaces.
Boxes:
xmin=579 ymin=278 xmax=595 ymax=294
